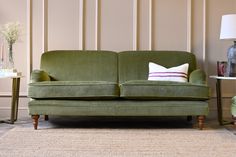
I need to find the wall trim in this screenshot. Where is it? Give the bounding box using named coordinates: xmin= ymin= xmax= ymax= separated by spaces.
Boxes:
xmin=187 ymin=0 xmax=192 ymax=52
xmin=42 ymin=0 xmax=48 ymax=52
xmin=79 ymin=0 xmax=84 ymax=50
xmin=203 ymin=0 xmax=207 ymax=74
xmin=133 ymin=0 xmax=138 ymax=50
xmin=0 ymin=107 xmax=28 ymax=110
xmin=0 ymin=92 xmax=28 ymax=97
xmin=27 ymin=0 xmax=32 ymax=87
xmin=95 ymin=0 xmax=100 ymax=50
xmin=148 ymin=0 xmax=153 ymax=50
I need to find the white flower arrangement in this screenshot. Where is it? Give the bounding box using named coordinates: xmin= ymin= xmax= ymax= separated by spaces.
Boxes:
xmin=0 ymin=22 xmax=20 ymax=45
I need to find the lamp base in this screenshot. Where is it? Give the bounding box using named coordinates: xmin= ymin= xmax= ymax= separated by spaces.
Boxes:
xmin=226 ymin=41 xmax=236 ymax=77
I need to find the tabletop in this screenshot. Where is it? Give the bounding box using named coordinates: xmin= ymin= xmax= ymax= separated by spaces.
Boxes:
xmin=209 ymin=75 xmax=236 ymax=80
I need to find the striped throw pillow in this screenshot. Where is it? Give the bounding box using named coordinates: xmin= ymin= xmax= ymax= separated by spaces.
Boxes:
xmin=148 ymin=62 xmax=189 ymax=82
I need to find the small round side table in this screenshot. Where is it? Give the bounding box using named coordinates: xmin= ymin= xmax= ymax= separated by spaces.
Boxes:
xmin=209 ymin=75 xmax=236 ymax=125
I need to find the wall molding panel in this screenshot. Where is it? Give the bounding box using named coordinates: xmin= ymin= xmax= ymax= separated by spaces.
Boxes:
xmin=42 ymin=0 xmax=48 ymax=52
xmin=27 ymin=0 xmax=33 ymax=85
xmin=202 ymin=0 xmax=207 ymax=75
xmin=148 ymin=0 xmax=153 ymax=50
xmin=95 ymin=0 xmax=100 ymax=50
xmin=37 ymin=0 xmax=195 ymax=54
xmin=132 ymin=0 xmax=138 ymax=50
xmin=0 ymin=92 xmax=27 ymax=97
xmin=79 ymin=0 xmax=84 ymax=50
xmin=187 ymin=0 xmax=192 ymax=52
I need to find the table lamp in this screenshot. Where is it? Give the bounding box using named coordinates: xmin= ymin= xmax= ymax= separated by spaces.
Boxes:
xmin=220 ymin=14 xmax=236 ymax=77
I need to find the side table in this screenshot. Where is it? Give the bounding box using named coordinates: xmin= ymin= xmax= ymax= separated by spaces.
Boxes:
xmin=209 ymin=75 xmax=236 ymax=125
xmin=0 ymin=75 xmax=22 ymax=124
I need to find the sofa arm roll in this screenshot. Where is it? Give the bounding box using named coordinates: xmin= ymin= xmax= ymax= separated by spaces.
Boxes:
xmin=189 ymin=69 xmax=206 ymax=85
xmin=30 ymin=70 xmax=51 ymax=83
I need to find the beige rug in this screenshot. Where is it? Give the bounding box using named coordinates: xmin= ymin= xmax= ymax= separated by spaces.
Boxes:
xmin=0 ymin=127 xmax=236 ymax=157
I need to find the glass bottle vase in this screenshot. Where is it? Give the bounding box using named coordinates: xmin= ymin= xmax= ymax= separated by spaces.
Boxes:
xmin=8 ymin=43 xmax=14 ymax=69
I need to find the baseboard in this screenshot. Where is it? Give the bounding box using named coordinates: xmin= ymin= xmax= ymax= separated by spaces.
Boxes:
xmin=0 ymin=92 xmax=27 ymax=97
xmin=0 ymin=107 xmax=28 ymax=110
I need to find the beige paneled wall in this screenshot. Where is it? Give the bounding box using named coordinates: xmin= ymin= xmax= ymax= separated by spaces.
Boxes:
xmin=0 ymin=0 xmax=27 ymax=96
xmin=138 ymin=0 xmax=149 ymax=50
xmin=192 ymin=0 xmax=204 ymax=70
xmin=100 ymin=0 xmax=133 ymax=51
xmin=206 ymin=0 xmax=236 ymax=97
xmin=154 ymin=0 xmax=188 ymax=51
xmin=48 ymin=0 xmax=81 ymax=50
xmin=0 ymin=0 xmax=236 ymax=99
xmin=32 ymin=0 xmax=43 ymax=70
xmin=85 ymin=0 xmax=97 ymax=50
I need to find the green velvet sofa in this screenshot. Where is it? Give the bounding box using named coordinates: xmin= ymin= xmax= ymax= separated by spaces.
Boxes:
xmin=28 ymin=50 xmax=210 ymax=130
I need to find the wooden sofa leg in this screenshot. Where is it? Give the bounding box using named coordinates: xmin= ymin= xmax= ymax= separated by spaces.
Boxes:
xmin=232 ymin=115 xmax=236 ymax=125
xmin=197 ymin=116 xmax=205 ymax=130
xmin=32 ymin=115 xmax=40 ymax=130
xmin=45 ymin=115 xmax=49 ymax=121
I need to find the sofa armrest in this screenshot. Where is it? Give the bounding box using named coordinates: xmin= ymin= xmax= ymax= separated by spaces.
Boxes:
xmin=189 ymin=69 xmax=207 ymax=85
xmin=30 ymin=70 xmax=51 ymax=83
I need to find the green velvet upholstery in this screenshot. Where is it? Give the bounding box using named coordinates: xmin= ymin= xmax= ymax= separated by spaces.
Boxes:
xmin=118 ymin=51 xmax=196 ymax=84
xmin=29 ymin=100 xmax=208 ymax=116
xmin=120 ymin=80 xmax=209 ymax=100
xmin=28 ymin=50 xmax=210 ymax=129
xmin=30 ymin=70 xmax=51 ymax=83
xmin=29 ymin=81 xmax=119 ymax=99
xmin=29 ymin=50 xmax=119 ymax=99
xmin=189 ymin=69 xmax=207 ymax=85
xmin=40 ymin=50 xmax=118 ymax=81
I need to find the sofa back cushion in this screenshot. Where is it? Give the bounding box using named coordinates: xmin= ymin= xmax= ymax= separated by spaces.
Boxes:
xmin=118 ymin=51 xmax=197 ymax=84
xmin=40 ymin=50 xmax=118 ymax=82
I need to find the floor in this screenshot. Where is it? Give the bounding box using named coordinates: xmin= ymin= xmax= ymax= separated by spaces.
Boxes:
xmin=1 ymin=97 xmax=235 ymax=136
xmin=1 ymin=112 xmax=236 ymax=137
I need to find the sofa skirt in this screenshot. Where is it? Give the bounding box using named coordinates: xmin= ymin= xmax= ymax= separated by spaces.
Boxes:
xmin=28 ymin=100 xmax=208 ymax=116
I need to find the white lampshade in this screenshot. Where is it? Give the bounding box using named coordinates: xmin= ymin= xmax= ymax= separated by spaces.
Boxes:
xmin=220 ymin=14 xmax=236 ymax=40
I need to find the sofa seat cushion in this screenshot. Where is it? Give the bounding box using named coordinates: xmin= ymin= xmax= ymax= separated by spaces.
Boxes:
xmin=29 ymin=81 xmax=119 ymax=99
xmin=120 ymin=80 xmax=209 ymax=100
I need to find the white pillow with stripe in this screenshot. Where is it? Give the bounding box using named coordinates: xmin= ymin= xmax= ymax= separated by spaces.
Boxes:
xmin=148 ymin=62 xmax=189 ymax=82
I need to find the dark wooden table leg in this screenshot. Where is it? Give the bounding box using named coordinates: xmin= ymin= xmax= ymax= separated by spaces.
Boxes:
xmin=216 ymin=79 xmax=223 ymax=125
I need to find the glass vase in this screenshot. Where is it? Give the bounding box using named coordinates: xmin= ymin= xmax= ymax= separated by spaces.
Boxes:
xmin=8 ymin=43 xmax=14 ymax=69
